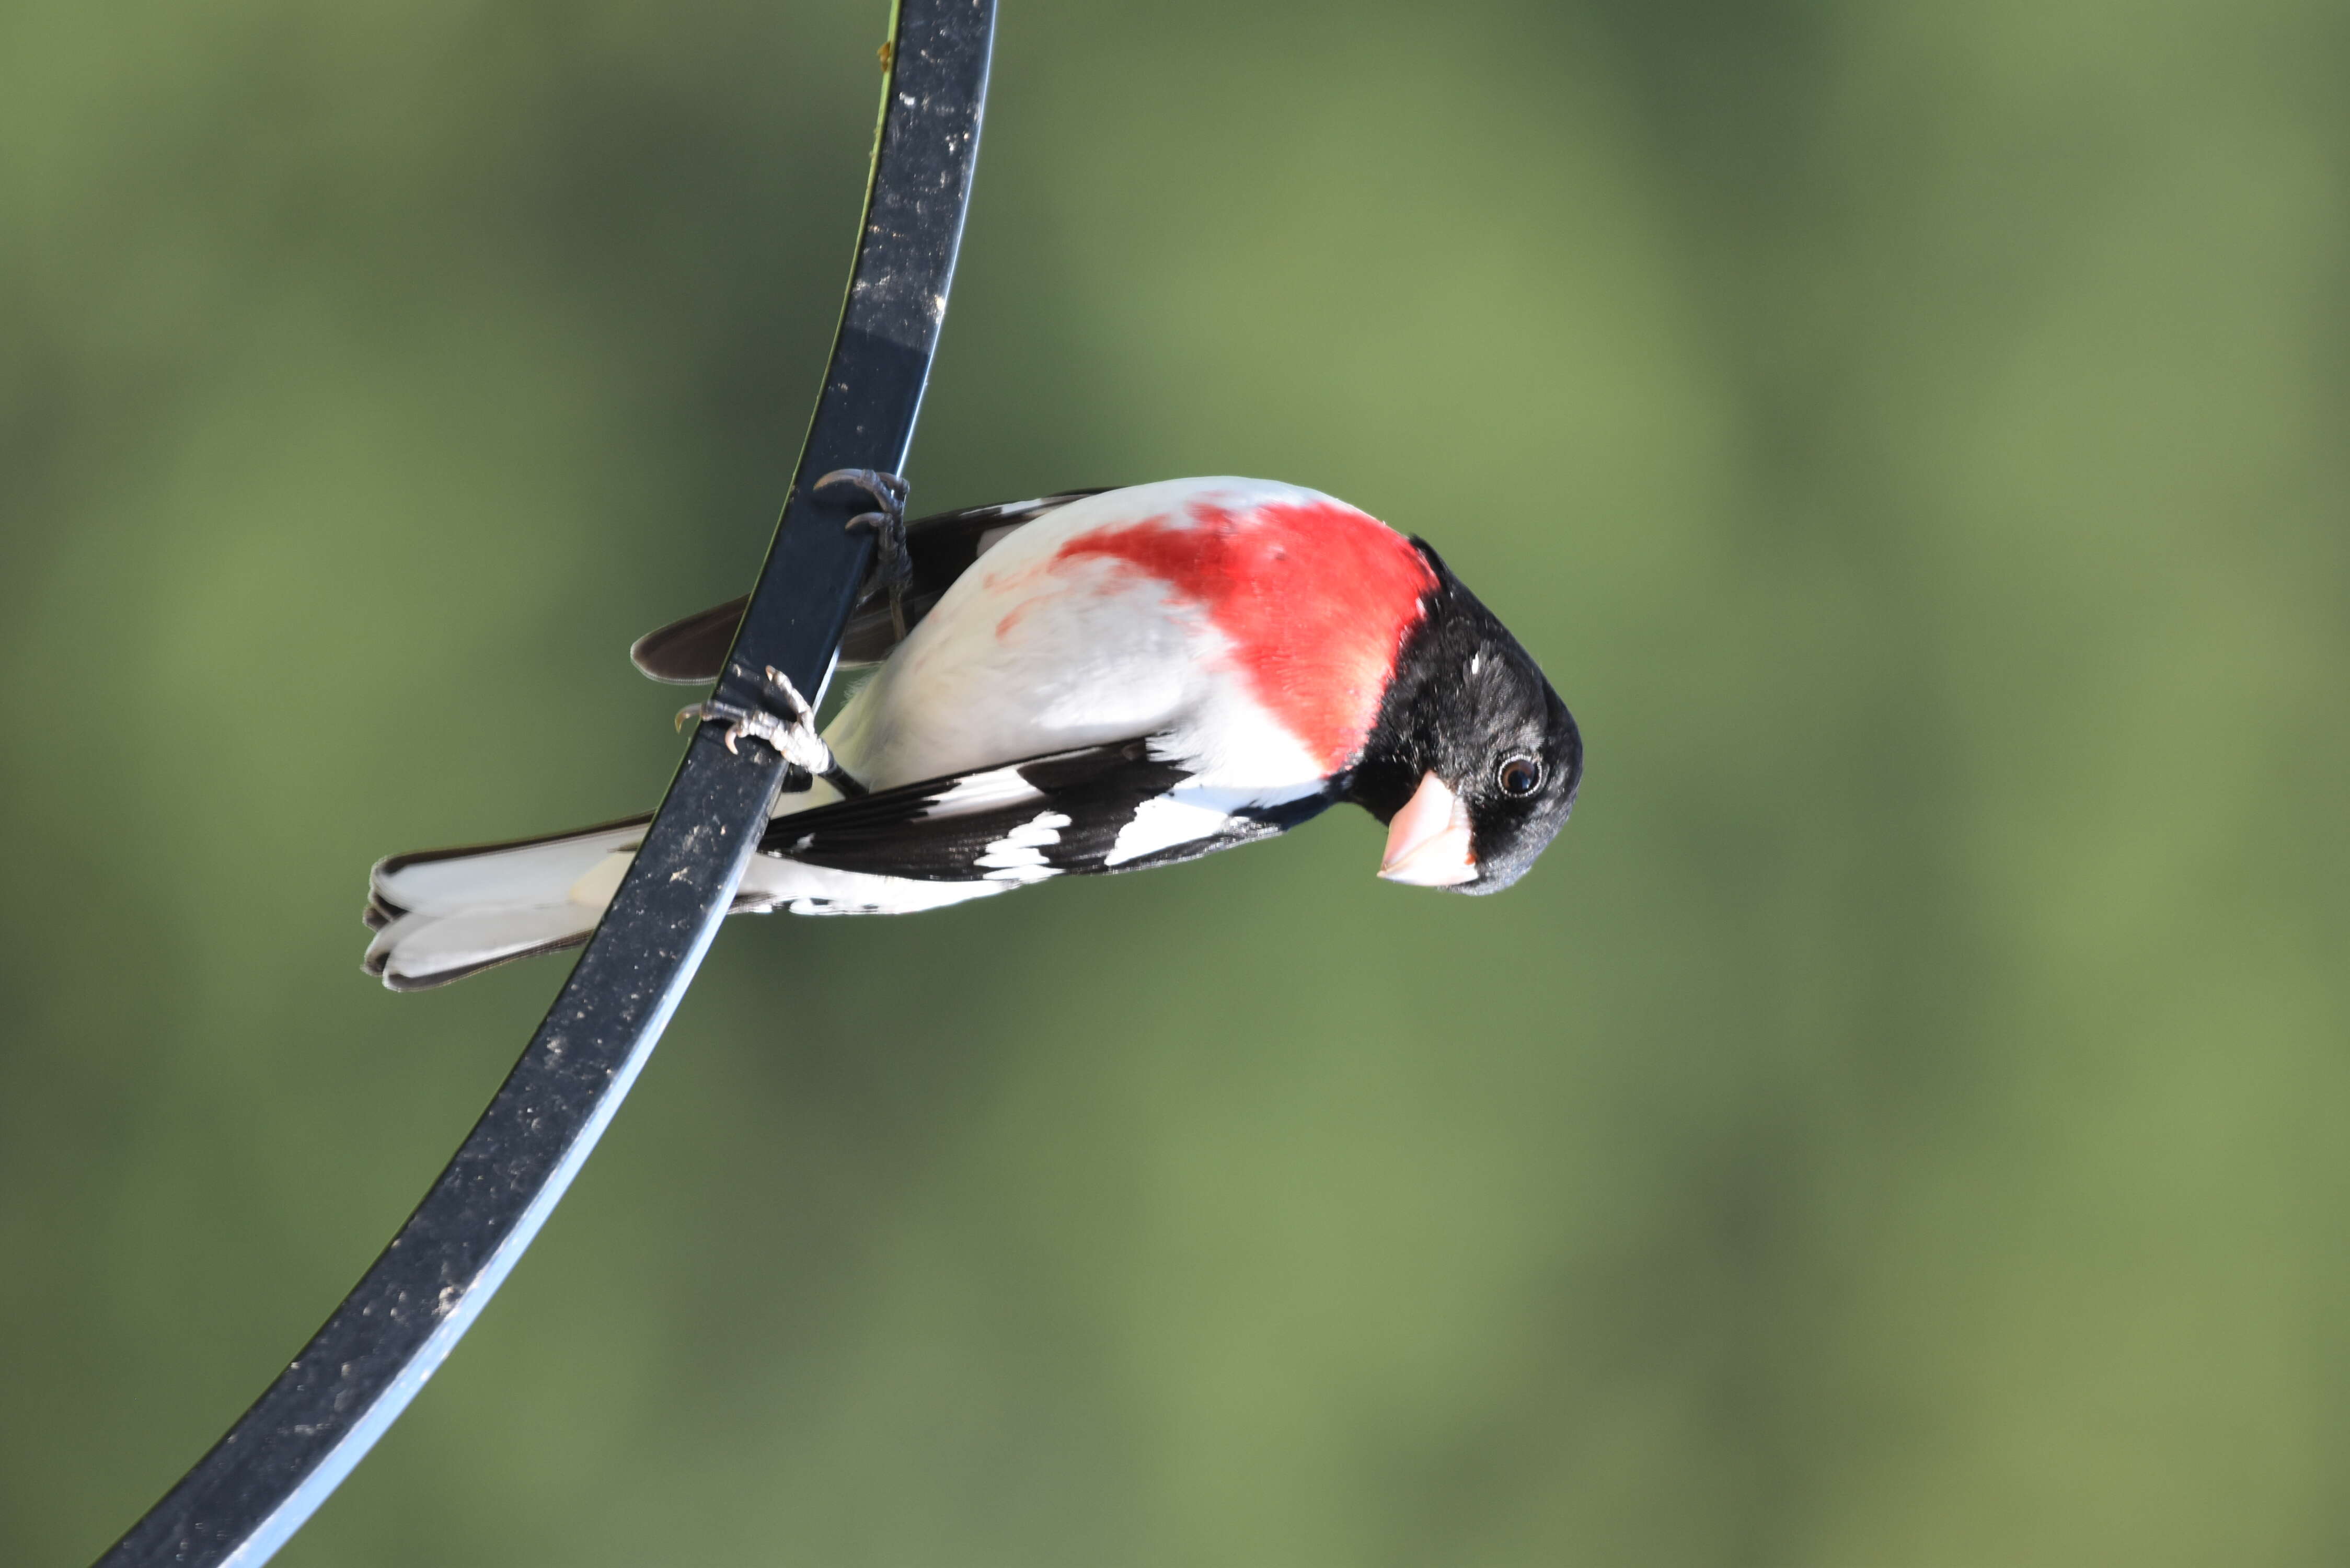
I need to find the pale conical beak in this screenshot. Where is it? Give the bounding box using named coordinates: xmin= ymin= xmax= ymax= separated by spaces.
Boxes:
xmin=1378 ymin=771 xmax=1477 ymax=886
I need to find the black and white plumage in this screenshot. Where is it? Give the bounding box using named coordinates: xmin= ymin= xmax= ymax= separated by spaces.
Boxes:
xmin=365 ymin=478 xmax=1582 ymax=989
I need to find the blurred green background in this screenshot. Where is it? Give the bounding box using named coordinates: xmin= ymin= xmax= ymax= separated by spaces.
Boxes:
xmin=5 ymin=0 xmax=2347 ymax=1562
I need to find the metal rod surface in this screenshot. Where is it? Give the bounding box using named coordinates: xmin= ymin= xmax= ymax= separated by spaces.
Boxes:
xmin=94 ymin=4 xmax=994 ymax=1562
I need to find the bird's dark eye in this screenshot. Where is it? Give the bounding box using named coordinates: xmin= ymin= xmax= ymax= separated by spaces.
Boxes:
xmin=1497 ymin=756 xmax=1542 ymax=797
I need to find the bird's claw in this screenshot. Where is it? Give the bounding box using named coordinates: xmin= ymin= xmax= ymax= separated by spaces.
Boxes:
xmin=675 ymin=666 xmax=834 ymax=775
xmin=817 ymin=467 xmax=913 ymax=639
xmin=815 ymin=467 xmax=908 ymax=515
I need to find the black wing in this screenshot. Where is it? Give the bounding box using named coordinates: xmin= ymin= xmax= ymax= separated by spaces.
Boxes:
xmin=756 ymin=739 xmax=1338 ymax=883
xmin=630 ymin=490 xmax=1108 ymax=684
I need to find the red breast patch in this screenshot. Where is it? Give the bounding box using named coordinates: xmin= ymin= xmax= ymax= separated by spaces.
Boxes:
xmin=1051 ymin=497 xmax=1437 ymax=772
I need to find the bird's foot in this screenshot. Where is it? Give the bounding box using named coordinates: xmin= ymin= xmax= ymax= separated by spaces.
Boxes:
xmin=817 ymin=467 xmax=913 ymax=639
xmin=676 ymin=666 xmax=858 ymax=793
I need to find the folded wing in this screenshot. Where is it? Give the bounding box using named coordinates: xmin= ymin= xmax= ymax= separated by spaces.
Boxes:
xmin=757 ymin=736 xmax=1335 ymax=889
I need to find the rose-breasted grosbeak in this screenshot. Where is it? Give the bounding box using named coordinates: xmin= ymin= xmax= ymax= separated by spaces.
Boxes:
xmin=364 ymin=477 xmax=1582 ymax=990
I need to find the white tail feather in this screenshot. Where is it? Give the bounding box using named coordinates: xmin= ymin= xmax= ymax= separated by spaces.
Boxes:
xmin=366 ymin=904 xmax=603 ymax=989
xmin=365 ymin=817 xmax=1005 ymax=989
xmin=364 ymin=821 xmax=647 ymax=990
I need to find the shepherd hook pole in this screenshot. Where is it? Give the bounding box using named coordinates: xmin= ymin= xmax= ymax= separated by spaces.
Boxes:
xmin=93 ymin=4 xmax=996 ymax=1561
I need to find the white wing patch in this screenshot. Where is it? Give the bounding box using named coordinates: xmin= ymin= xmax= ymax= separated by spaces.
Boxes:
xmin=735 ymin=858 xmax=1012 ymax=917
xmin=923 ymin=764 xmax=1046 ymax=817
xmin=976 ymin=810 xmax=1073 ymax=882
xmin=1105 ymin=785 xmax=1312 ymax=867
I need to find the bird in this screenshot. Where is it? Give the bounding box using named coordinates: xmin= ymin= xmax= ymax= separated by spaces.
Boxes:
xmin=363 ymin=476 xmax=1583 ymax=990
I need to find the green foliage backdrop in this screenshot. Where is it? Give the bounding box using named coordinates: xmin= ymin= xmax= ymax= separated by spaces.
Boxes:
xmin=4 ymin=0 xmax=2346 ymax=1562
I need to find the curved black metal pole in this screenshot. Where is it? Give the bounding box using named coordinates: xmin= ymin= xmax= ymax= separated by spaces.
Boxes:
xmin=95 ymin=4 xmax=994 ymax=1563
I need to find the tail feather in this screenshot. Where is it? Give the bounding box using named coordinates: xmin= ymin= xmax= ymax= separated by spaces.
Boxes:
xmin=364 ymin=812 xmax=1010 ymax=990
xmin=363 ymin=816 xmax=650 ymax=990
xmin=364 ymin=905 xmax=604 ymax=991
